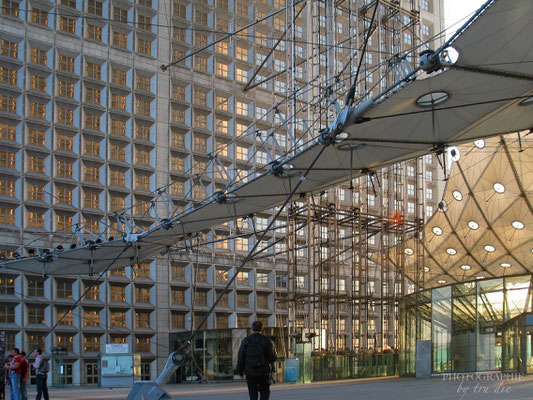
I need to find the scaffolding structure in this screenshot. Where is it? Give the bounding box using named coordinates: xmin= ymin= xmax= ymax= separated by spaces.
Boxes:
xmin=149 ymin=0 xmax=442 ymax=382
xmin=251 ymin=0 xmax=434 ymax=359
xmin=277 ymin=162 xmax=429 ymax=357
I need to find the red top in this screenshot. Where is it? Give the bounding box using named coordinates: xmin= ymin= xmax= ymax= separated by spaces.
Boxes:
xmin=19 ymin=357 xmax=29 ymax=378
xmin=12 ymin=355 xmax=23 ymax=374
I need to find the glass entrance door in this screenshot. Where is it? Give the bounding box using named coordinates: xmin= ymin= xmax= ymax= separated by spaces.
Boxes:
xmin=525 ymin=328 xmax=533 ymax=373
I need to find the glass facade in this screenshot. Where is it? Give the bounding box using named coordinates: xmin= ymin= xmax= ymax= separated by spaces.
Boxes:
xmin=170 ymin=328 xmax=261 ymax=382
xmin=170 ymin=327 xmax=398 ymax=383
xmin=400 ymin=275 xmax=533 ymax=375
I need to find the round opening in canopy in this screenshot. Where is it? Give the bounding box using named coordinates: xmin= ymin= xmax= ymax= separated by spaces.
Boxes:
xmin=416 ymin=91 xmax=449 ymax=107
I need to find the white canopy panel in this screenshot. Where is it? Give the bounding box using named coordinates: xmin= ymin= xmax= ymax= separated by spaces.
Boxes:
xmin=2 ymin=0 xmax=533 ymax=275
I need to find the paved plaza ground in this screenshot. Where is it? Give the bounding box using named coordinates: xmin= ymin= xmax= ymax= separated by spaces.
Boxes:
xmin=13 ymin=374 xmax=533 ymax=400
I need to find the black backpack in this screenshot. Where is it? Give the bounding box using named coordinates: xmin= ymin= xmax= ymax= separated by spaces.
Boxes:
xmin=245 ymin=337 xmax=267 ymax=371
xmin=37 ymin=358 xmax=50 ymax=374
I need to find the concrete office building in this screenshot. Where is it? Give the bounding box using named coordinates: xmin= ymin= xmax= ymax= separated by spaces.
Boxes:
xmin=0 ymin=0 xmax=443 ymax=385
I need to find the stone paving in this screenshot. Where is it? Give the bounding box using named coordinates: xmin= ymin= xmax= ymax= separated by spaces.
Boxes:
xmin=13 ymin=373 xmax=533 ymax=400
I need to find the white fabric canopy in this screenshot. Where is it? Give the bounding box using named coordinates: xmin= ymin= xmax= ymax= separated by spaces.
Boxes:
xmin=2 ymin=0 xmax=532 ymax=275
xmin=399 ymin=134 xmax=533 ymax=288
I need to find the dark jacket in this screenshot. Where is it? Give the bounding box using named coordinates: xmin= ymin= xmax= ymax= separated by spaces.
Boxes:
xmin=236 ymin=332 xmax=277 ymax=377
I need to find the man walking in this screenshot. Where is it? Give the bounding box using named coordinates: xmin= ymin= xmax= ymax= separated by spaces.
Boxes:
xmin=33 ymin=349 xmax=49 ymax=400
xmin=236 ymin=321 xmax=277 ymax=400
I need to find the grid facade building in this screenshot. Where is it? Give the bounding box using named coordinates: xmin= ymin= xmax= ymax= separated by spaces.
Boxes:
xmin=0 ymin=0 xmax=443 ymax=385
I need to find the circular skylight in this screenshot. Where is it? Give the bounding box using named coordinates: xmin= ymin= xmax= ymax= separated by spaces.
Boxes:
xmin=432 ymin=226 xmax=443 ymax=236
xmin=500 ymin=263 xmax=511 ymax=268
xmin=474 ymin=139 xmax=485 ymax=149
xmin=437 ymin=279 xmax=447 ymax=284
xmin=484 ymin=245 xmax=496 ymax=253
xmin=449 ymin=147 xmax=461 ymax=162
xmin=452 ymin=190 xmax=463 ymax=201
xmin=416 ymin=91 xmax=449 ymax=107
xmin=468 ymin=221 xmax=479 ymax=230
xmin=446 ymin=248 xmax=457 ymax=255
xmin=338 ymin=143 xmax=367 ymax=152
xmin=404 ymin=248 xmax=414 ymax=255
xmin=460 ymin=264 xmax=471 ymax=271
xmin=512 ymin=220 xmax=524 ymax=230
xmin=493 ymin=183 xmax=505 ymax=193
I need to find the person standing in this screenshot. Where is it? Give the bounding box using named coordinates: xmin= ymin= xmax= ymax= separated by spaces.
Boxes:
xmin=5 ymin=355 xmax=13 ymax=397
xmin=19 ymin=352 xmax=29 ymax=400
xmin=236 ymin=321 xmax=277 ymax=400
xmin=33 ymin=349 xmax=49 ymax=400
xmin=4 ymin=348 xmax=22 ymax=400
